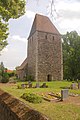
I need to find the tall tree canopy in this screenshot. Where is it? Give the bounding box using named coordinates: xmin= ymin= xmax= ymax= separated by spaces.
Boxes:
xmin=62 ymin=31 xmax=80 ymax=80
xmin=0 ymin=0 xmax=25 ymax=51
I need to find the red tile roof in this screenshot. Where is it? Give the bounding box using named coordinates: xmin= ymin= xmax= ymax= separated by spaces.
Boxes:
xmin=6 ymin=70 xmax=13 ymax=73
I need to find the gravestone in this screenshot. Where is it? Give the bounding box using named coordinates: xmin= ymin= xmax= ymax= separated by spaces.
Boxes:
xmin=70 ymin=83 xmax=77 ymax=89
xmin=61 ymin=89 xmax=69 ymax=101
xmin=28 ymin=83 xmax=32 ymax=88
xmin=35 ymin=83 xmax=40 ymax=88
xmin=21 ymin=84 xmax=27 ymax=89
xmin=78 ymin=82 xmax=80 ymax=89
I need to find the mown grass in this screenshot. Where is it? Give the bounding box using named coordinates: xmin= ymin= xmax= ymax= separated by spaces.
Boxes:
xmin=0 ymin=81 xmax=80 ymax=120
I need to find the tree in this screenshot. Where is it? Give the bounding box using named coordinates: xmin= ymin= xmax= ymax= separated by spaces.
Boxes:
xmin=0 ymin=62 xmax=9 ymax=83
xmin=0 ymin=0 xmax=26 ymax=51
xmin=62 ymin=31 xmax=80 ymax=80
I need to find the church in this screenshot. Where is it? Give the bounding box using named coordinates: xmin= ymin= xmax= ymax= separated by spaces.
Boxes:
xmin=16 ymin=14 xmax=63 ymax=81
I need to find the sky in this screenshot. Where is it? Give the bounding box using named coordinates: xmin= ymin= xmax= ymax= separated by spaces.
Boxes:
xmin=0 ymin=0 xmax=80 ymax=70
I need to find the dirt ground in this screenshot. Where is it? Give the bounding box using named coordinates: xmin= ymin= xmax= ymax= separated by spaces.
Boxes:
xmin=60 ymin=96 xmax=80 ymax=106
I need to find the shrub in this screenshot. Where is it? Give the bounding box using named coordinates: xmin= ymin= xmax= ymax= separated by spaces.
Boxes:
xmin=1 ymin=73 xmax=9 ymax=83
xmin=25 ymin=75 xmax=34 ymax=81
xmin=17 ymin=84 xmax=22 ymax=89
xmin=21 ymin=93 xmax=42 ymax=103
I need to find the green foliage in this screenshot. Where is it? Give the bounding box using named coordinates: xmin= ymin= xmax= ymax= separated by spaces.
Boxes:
xmin=21 ymin=93 xmax=42 ymax=103
xmin=1 ymin=81 xmax=80 ymax=120
xmin=0 ymin=0 xmax=26 ymax=51
xmin=62 ymin=31 xmax=80 ymax=80
xmin=17 ymin=84 xmax=22 ymax=89
xmin=8 ymin=71 xmax=15 ymax=77
xmin=25 ymin=75 xmax=34 ymax=81
xmin=1 ymin=72 xmax=9 ymax=83
xmin=0 ymin=62 xmax=4 ymax=78
xmin=0 ymin=62 xmax=9 ymax=83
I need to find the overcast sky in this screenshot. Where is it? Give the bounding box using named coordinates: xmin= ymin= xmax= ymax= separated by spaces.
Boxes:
xmin=0 ymin=0 xmax=80 ymax=70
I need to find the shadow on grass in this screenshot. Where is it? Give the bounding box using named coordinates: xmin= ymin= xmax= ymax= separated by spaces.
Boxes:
xmin=60 ymin=86 xmax=70 ymax=89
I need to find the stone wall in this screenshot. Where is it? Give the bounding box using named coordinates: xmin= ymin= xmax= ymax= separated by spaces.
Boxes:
xmin=27 ymin=31 xmax=38 ymax=80
xmin=0 ymin=89 xmax=49 ymax=120
xmin=38 ymin=31 xmax=63 ymax=81
xmin=27 ymin=30 xmax=63 ymax=81
xmin=16 ymin=65 xmax=28 ymax=80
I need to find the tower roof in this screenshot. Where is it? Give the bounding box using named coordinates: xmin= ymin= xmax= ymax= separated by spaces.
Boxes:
xmin=28 ymin=14 xmax=60 ymax=38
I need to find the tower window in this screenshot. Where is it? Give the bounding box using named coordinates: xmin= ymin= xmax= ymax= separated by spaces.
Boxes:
xmin=53 ymin=36 xmax=54 ymax=40
xmin=45 ymin=35 xmax=47 ymax=39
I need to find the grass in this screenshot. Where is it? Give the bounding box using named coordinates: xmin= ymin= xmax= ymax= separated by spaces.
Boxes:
xmin=0 ymin=81 xmax=80 ymax=120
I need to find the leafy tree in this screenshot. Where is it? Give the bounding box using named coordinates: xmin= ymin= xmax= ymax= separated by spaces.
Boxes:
xmin=0 ymin=0 xmax=26 ymax=51
xmin=0 ymin=62 xmax=4 ymax=76
xmin=0 ymin=62 xmax=9 ymax=83
xmin=62 ymin=31 xmax=80 ymax=80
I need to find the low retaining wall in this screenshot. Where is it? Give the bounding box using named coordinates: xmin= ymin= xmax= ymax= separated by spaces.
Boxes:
xmin=0 ymin=89 xmax=49 ymax=120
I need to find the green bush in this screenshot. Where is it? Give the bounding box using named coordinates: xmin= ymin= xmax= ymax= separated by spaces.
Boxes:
xmin=17 ymin=84 xmax=22 ymax=89
xmin=1 ymin=73 xmax=9 ymax=83
xmin=25 ymin=75 xmax=34 ymax=81
xmin=21 ymin=93 xmax=42 ymax=103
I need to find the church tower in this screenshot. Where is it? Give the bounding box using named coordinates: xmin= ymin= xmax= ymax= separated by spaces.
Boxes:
xmin=27 ymin=14 xmax=63 ymax=81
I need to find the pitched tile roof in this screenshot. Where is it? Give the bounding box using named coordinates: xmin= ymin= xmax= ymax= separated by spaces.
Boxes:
xmin=29 ymin=14 xmax=60 ymax=38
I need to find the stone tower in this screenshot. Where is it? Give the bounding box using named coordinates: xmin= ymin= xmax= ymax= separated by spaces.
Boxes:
xmin=27 ymin=14 xmax=63 ymax=81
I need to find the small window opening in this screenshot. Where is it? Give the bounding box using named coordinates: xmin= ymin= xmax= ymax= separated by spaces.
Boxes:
xmin=45 ymin=35 xmax=47 ymax=39
xmin=53 ymin=36 xmax=54 ymax=40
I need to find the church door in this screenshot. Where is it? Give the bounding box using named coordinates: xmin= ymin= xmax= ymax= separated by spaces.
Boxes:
xmin=47 ymin=75 xmax=52 ymax=81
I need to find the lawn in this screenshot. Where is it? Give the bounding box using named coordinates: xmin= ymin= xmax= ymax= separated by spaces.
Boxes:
xmin=0 ymin=81 xmax=80 ymax=120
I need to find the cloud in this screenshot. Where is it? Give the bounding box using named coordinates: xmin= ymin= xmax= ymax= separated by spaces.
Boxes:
xmin=50 ymin=0 xmax=80 ymax=35
xmin=2 ymin=48 xmax=8 ymax=52
xmin=0 ymin=35 xmax=27 ymax=69
xmin=25 ymin=10 xmax=35 ymax=18
xmin=0 ymin=48 xmax=8 ymax=55
xmin=72 ymin=0 xmax=80 ymax=2
xmin=54 ymin=1 xmax=80 ymax=18
xmin=9 ymin=35 xmax=27 ymax=43
xmin=59 ymin=10 xmax=80 ymax=19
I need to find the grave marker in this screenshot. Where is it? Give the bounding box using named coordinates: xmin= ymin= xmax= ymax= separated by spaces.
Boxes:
xmin=61 ymin=89 xmax=69 ymax=101
xmin=78 ymin=82 xmax=80 ymax=89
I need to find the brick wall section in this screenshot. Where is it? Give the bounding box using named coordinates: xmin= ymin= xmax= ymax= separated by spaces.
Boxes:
xmin=0 ymin=89 xmax=49 ymax=120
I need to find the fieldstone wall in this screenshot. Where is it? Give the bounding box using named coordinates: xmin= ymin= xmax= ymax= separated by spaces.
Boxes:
xmin=28 ymin=30 xmax=63 ymax=81
xmin=27 ymin=31 xmax=39 ymax=80
xmin=0 ymin=89 xmax=49 ymax=120
xmin=38 ymin=31 xmax=63 ymax=81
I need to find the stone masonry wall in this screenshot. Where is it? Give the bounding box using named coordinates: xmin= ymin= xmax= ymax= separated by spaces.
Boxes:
xmin=16 ymin=65 xmax=28 ymax=80
xmin=37 ymin=31 xmax=63 ymax=81
xmin=0 ymin=89 xmax=49 ymax=120
xmin=27 ymin=31 xmax=38 ymax=81
xmin=27 ymin=31 xmax=63 ymax=81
